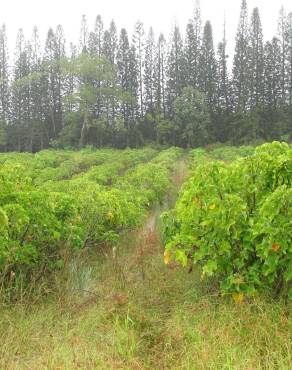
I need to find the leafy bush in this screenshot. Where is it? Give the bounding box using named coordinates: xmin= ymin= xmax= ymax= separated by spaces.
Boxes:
xmin=0 ymin=147 xmax=180 ymax=297
xmin=163 ymin=142 xmax=292 ymax=299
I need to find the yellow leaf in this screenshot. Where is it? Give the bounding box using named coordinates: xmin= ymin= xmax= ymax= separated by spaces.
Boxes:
xmin=209 ymin=204 xmax=216 ymax=210
xmin=271 ymin=243 xmax=280 ymax=252
xmin=164 ymin=250 xmax=171 ymax=265
xmin=232 ymin=292 xmax=244 ymax=304
xmin=107 ymin=211 xmax=114 ymax=220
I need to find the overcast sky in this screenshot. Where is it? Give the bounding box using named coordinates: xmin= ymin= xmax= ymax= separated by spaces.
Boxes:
xmin=1 ymin=0 xmax=292 ymax=59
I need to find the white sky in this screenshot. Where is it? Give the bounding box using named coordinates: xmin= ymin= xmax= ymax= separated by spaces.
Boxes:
xmin=1 ymin=0 xmax=292 ymax=59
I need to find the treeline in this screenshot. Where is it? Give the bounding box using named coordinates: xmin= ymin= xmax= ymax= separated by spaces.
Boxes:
xmin=0 ymin=0 xmax=291 ymax=151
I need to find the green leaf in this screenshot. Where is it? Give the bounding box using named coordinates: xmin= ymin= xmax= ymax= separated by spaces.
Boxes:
xmin=0 ymin=208 xmax=8 ymax=228
xmin=175 ymin=250 xmax=188 ymax=267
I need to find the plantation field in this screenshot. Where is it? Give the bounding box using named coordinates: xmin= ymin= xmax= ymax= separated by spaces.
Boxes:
xmin=0 ymin=143 xmax=291 ymax=369
xmin=0 ymin=147 xmax=182 ymax=299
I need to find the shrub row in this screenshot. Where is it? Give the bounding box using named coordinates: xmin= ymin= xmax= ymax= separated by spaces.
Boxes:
xmin=163 ymin=142 xmax=291 ymax=300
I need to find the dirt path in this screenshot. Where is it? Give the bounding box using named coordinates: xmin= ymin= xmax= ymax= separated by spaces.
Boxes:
xmin=85 ymin=157 xmax=192 ymax=367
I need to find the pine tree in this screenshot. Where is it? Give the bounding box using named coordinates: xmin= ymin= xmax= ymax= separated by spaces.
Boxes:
xmin=13 ymin=28 xmax=30 ymax=125
xmin=11 ymin=29 xmax=32 ymax=150
xmin=55 ymin=25 xmax=66 ymax=129
xmin=128 ymin=45 xmax=139 ymax=126
xmin=103 ymin=21 xmax=118 ymax=127
xmin=88 ymin=17 xmax=104 ymax=120
xmin=193 ymin=0 xmax=202 ymax=87
xmin=248 ymin=8 xmax=264 ymax=108
xmin=154 ymin=33 xmax=166 ymax=118
xmin=277 ymin=7 xmax=289 ymax=105
xmin=0 ymin=24 xmax=10 ymax=125
xmin=30 ymin=26 xmax=42 ymax=113
xmin=144 ymin=27 xmax=155 ymax=115
xmin=43 ymin=27 xmax=64 ymax=139
xmin=184 ymin=21 xmax=196 ymax=87
xmin=117 ymin=28 xmax=138 ymax=144
xmin=166 ymin=25 xmax=184 ymax=114
xmin=217 ymin=19 xmax=230 ymax=113
xmin=103 ymin=20 xmax=118 ymax=64
xmin=199 ymin=21 xmax=217 ymax=110
xmin=89 ymin=15 xmax=104 ymax=57
xmin=232 ymin=0 xmax=250 ymax=110
xmin=263 ymin=38 xmax=282 ymax=138
xmin=287 ymin=12 xmax=292 ymax=106
xmin=79 ymin=15 xmax=89 ymax=53
xmin=30 ymin=26 xmax=47 ymax=150
xmin=132 ymin=21 xmax=145 ymax=117
xmin=264 ymin=38 xmax=282 ymax=109
xmin=62 ymin=42 xmax=78 ymax=116
xmin=184 ymin=1 xmax=201 ymax=88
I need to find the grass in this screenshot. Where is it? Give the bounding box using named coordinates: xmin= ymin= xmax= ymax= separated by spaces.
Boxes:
xmin=0 ymin=160 xmax=291 ymax=369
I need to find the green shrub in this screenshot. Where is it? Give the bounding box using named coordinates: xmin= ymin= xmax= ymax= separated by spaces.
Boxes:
xmin=163 ymin=142 xmax=292 ymax=299
xmin=0 ymin=147 xmax=180 ymax=297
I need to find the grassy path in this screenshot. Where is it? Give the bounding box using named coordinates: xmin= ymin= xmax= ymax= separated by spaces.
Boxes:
xmin=0 ymin=159 xmax=291 ymax=369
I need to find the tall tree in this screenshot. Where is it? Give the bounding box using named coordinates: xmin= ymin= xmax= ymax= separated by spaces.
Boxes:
xmin=199 ymin=21 xmax=217 ymax=111
xmin=30 ymin=26 xmax=47 ymax=150
xmin=217 ymin=19 xmax=230 ymax=113
xmin=287 ymin=12 xmax=292 ymax=106
xmin=132 ymin=21 xmax=145 ymax=117
xmin=43 ymin=27 xmax=65 ymax=139
xmin=79 ymin=15 xmax=89 ymax=53
xmin=184 ymin=21 xmax=196 ymax=87
xmin=103 ymin=21 xmax=119 ymax=127
xmin=103 ymin=20 xmax=118 ymax=64
xmin=55 ymin=25 xmax=66 ymax=129
xmin=249 ymin=7 xmax=264 ymax=108
xmin=89 ymin=15 xmax=104 ymax=57
xmin=128 ymin=45 xmax=139 ymax=126
xmin=117 ymin=28 xmax=130 ymax=127
xmin=154 ymin=34 xmax=167 ymax=118
xmin=11 ymin=29 xmax=32 ymax=151
xmin=193 ymin=0 xmax=202 ymax=87
xmin=232 ymin=0 xmax=250 ymax=110
xmin=63 ymin=43 xmax=77 ymax=114
xmin=278 ymin=6 xmax=290 ymax=106
xmin=264 ymin=38 xmax=282 ymax=110
xmin=88 ymin=17 xmax=104 ymax=120
xmin=62 ymin=52 xmax=116 ymax=147
xmin=117 ymin=28 xmax=138 ymax=145
xmin=0 ymin=24 xmax=10 ymax=125
xmin=166 ymin=25 xmax=184 ymax=114
xmin=184 ymin=0 xmax=201 ymax=88
xmin=262 ymin=37 xmax=283 ymax=139
xmin=144 ymin=27 xmax=155 ymax=115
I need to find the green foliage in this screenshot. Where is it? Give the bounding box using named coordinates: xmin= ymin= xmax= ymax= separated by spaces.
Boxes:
xmin=163 ymin=142 xmax=292 ymax=298
xmin=205 ymin=145 xmax=255 ymax=161
xmin=173 ymin=87 xmax=210 ymax=147
xmin=0 ymin=207 xmax=8 ymax=230
xmin=0 ymin=147 xmax=181 ymax=297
